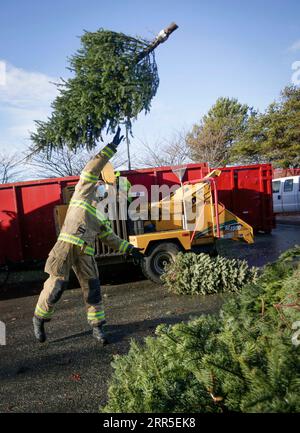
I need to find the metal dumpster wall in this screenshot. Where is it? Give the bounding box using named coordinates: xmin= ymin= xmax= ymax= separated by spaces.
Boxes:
xmin=0 ymin=177 xmax=78 ymax=266
xmin=214 ymin=164 xmax=273 ymax=233
xmin=123 ymin=163 xmax=209 ymax=199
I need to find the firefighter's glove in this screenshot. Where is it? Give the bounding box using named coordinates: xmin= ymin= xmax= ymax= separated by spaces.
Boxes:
xmin=130 ymin=247 xmax=144 ymax=265
xmin=111 ymin=127 xmax=124 ymax=148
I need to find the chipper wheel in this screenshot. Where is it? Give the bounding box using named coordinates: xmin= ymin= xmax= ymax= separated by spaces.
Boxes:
xmin=141 ymin=242 xmax=180 ymax=284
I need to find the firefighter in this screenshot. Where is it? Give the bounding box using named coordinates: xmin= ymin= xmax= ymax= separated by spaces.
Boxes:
xmin=32 ymin=128 xmax=143 ymax=345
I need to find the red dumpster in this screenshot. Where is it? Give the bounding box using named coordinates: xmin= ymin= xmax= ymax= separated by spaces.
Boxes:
xmin=122 ymin=162 xmax=209 ymax=199
xmin=214 ymin=164 xmax=273 ymax=233
xmin=0 ymin=162 xmax=273 ymax=267
xmin=0 ymin=176 xmax=78 ymax=266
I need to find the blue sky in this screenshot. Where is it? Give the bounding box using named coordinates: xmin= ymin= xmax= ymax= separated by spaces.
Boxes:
xmin=0 ymin=0 xmax=300 ymax=167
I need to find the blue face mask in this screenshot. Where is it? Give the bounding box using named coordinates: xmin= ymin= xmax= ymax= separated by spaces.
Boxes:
xmin=95 ymin=184 xmax=106 ymax=199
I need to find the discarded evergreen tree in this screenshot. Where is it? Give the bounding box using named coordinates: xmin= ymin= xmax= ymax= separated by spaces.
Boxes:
xmin=102 ymin=247 xmax=300 ymax=413
xmin=30 ymin=24 xmax=178 ymax=154
xmin=161 ymin=252 xmax=258 ymax=295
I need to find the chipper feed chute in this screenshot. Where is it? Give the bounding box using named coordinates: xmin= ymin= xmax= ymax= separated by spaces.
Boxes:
xmin=187 ymin=170 xmax=254 ymax=245
xmin=130 ymin=169 xmax=254 ymax=254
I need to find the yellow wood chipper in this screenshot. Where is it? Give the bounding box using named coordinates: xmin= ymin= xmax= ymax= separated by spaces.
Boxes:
xmin=55 ymin=167 xmax=253 ymax=284
xmin=128 ymin=169 xmax=253 ymax=283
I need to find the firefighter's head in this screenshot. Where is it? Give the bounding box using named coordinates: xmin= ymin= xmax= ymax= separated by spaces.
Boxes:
xmin=95 ymin=180 xmax=108 ymax=201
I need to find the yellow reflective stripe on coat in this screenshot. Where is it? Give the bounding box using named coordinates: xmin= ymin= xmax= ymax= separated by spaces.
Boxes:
xmin=119 ymin=239 xmax=131 ymax=253
xmin=100 ymin=145 xmax=115 ymax=159
xmin=35 ymin=305 xmax=53 ymax=318
xmin=88 ymin=311 xmax=105 ymax=319
xmin=96 ymin=208 xmax=111 ymax=226
xmin=58 ymin=232 xmax=84 ymax=246
xmin=69 ymin=199 xmax=109 ymax=225
xmin=69 ymin=199 xmax=97 ymax=217
xmin=88 ymin=311 xmax=105 ymax=317
xmin=80 ymin=171 xmax=99 ymax=183
xmin=58 ymin=233 xmax=95 ymax=256
xmin=98 ymin=229 xmax=113 ymax=240
xmin=101 ymin=149 xmax=112 ymax=159
xmin=35 ymin=305 xmax=54 ymax=319
xmin=84 ymin=246 xmax=95 ymax=255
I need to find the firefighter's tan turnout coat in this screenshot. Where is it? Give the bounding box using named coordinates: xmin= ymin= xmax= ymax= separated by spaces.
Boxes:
xmin=34 ymin=143 xmax=134 ymax=327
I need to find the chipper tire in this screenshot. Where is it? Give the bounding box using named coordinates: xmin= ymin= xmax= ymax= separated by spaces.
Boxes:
xmin=141 ymin=242 xmax=180 ymax=284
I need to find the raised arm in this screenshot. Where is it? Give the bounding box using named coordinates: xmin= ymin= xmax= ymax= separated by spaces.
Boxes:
xmin=73 ymin=128 xmax=124 ymax=201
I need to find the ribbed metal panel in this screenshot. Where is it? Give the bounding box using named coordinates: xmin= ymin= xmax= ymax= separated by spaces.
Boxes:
xmin=95 ymin=201 xmax=128 ymax=258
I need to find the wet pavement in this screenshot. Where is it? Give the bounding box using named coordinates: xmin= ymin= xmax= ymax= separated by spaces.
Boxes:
xmin=0 ymin=223 xmax=299 ymax=413
xmin=218 ymin=222 xmax=300 ymax=267
xmin=0 ymin=280 xmax=224 ymax=413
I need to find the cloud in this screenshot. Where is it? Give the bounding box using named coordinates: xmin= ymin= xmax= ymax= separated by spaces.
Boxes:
xmin=0 ymin=61 xmax=59 ymax=150
xmin=0 ymin=61 xmax=6 ymax=86
xmin=288 ymin=39 xmax=300 ymax=52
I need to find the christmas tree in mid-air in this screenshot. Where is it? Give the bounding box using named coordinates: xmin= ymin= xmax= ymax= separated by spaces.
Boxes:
xmin=30 ymin=23 xmax=178 ymax=154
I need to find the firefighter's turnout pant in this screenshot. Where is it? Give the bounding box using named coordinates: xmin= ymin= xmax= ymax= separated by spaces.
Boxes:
xmin=34 ymin=240 xmax=105 ymax=327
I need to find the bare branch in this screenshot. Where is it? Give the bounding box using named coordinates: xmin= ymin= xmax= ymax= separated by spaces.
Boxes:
xmin=111 ymin=149 xmax=128 ymax=170
xmin=25 ymin=146 xmax=94 ymax=178
xmin=0 ymin=152 xmax=23 ymax=184
xmin=186 ymin=122 xmax=229 ymax=167
xmin=25 ymin=145 xmax=128 ymax=179
xmin=135 ymin=130 xmax=191 ymax=168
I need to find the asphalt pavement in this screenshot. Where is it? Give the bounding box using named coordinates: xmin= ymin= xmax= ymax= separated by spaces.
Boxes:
xmin=0 ymin=223 xmax=300 ymax=413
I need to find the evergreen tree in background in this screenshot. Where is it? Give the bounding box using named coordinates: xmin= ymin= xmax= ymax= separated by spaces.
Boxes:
xmin=186 ymin=97 xmax=252 ymax=166
xmin=232 ymin=85 xmax=300 ymax=167
xmin=186 ymin=86 xmax=300 ymax=168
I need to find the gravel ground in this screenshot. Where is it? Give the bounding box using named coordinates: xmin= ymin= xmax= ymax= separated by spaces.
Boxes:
xmin=0 ymin=223 xmax=300 ymax=413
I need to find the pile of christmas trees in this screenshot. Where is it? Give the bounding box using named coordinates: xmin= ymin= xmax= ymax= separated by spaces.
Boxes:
xmin=161 ymin=252 xmax=258 ymax=295
xmin=102 ymin=247 xmax=300 ymax=413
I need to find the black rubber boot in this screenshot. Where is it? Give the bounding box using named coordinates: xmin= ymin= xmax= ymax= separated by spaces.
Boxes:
xmin=32 ymin=316 xmax=46 ymax=343
xmin=92 ymin=325 xmax=108 ymax=345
